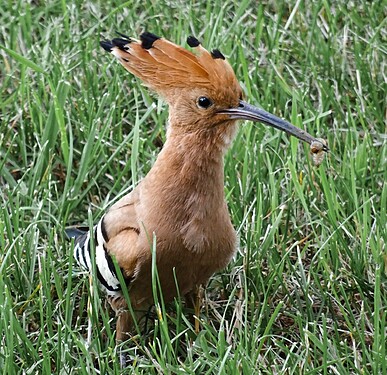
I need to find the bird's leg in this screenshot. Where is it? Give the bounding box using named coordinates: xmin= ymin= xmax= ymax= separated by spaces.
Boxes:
xmin=116 ymin=309 xmax=133 ymax=368
xmin=185 ymin=285 xmax=203 ymax=333
xmin=108 ymin=296 xmax=133 ymax=368
xmin=116 ymin=309 xmax=132 ymax=343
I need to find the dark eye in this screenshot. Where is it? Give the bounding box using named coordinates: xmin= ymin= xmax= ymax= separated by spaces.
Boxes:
xmin=197 ymin=96 xmax=213 ymax=109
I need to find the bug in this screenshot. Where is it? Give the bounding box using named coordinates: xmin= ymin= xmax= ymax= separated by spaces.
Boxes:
xmin=310 ymin=138 xmax=328 ymax=166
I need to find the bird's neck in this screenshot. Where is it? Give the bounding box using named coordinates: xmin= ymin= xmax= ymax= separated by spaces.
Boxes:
xmin=151 ymin=130 xmax=226 ymax=190
xmin=156 ymin=122 xmax=237 ymax=185
xmin=142 ymin=123 xmax=237 ymax=216
xmin=140 ymin=124 xmax=237 ymax=252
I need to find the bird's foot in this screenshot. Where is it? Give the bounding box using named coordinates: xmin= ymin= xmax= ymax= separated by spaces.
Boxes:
xmin=118 ymin=348 xmax=131 ymax=369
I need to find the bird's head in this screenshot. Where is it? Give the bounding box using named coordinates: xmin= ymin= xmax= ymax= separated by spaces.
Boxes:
xmin=101 ymin=32 xmax=328 ymax=151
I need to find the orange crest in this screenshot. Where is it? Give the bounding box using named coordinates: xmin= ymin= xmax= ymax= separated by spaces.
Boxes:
xmin=101 ymin=32 xmax=240 ymax=103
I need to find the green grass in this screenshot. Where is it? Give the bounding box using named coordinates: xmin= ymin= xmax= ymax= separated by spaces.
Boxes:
xmin=1 ymin=0 xmax=386 ymax=373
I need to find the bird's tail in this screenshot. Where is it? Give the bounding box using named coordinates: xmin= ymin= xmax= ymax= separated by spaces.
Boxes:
xmin=64 ymin=226 xmax=89 ymax=240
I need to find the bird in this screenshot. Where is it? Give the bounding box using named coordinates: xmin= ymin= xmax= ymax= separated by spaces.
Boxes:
xmin=66 ymin=31 xmax=327 ymax=364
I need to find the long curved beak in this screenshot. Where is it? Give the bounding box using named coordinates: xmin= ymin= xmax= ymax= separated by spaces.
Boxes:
xmin=218 ymin=100 xmax=329 ymax=152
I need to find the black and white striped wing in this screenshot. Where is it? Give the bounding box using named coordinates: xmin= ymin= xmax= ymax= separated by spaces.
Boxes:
xmin=72 ymin=216 xmax=122 ymax=294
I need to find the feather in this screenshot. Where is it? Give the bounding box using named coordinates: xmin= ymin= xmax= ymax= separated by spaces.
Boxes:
xmin=65 ymin=227 xmax=88 ymax=239
xmin=102 ymin=31 xmax=239 ymax=100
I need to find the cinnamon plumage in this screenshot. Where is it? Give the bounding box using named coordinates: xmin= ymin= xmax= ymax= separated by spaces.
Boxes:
xmin=67 ymin=31 xmax=327 ymax=364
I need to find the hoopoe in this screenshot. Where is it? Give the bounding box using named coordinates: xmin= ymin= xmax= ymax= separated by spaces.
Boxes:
xmin=67 ymin=31 xmax=327 ymax=361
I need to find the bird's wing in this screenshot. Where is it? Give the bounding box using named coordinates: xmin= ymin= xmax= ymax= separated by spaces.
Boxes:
xmin=70 ymin=190 xmax=141 ymax=294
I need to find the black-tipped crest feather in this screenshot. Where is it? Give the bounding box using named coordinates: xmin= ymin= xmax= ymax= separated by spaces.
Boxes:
xmin=112 ymin=38 xmax=131 ymax=51
xmin=100 ymin=40 xmax=113 ymax=52
xmin=140 ymin=32 xmax=161 ymax=49
xmin=211 ymin=49 xmax=225 ymax=60
xmin=115 ymin=31 xmax=131 ymax=41
xmin=187 ymin=36 xmax=200 ymax=47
